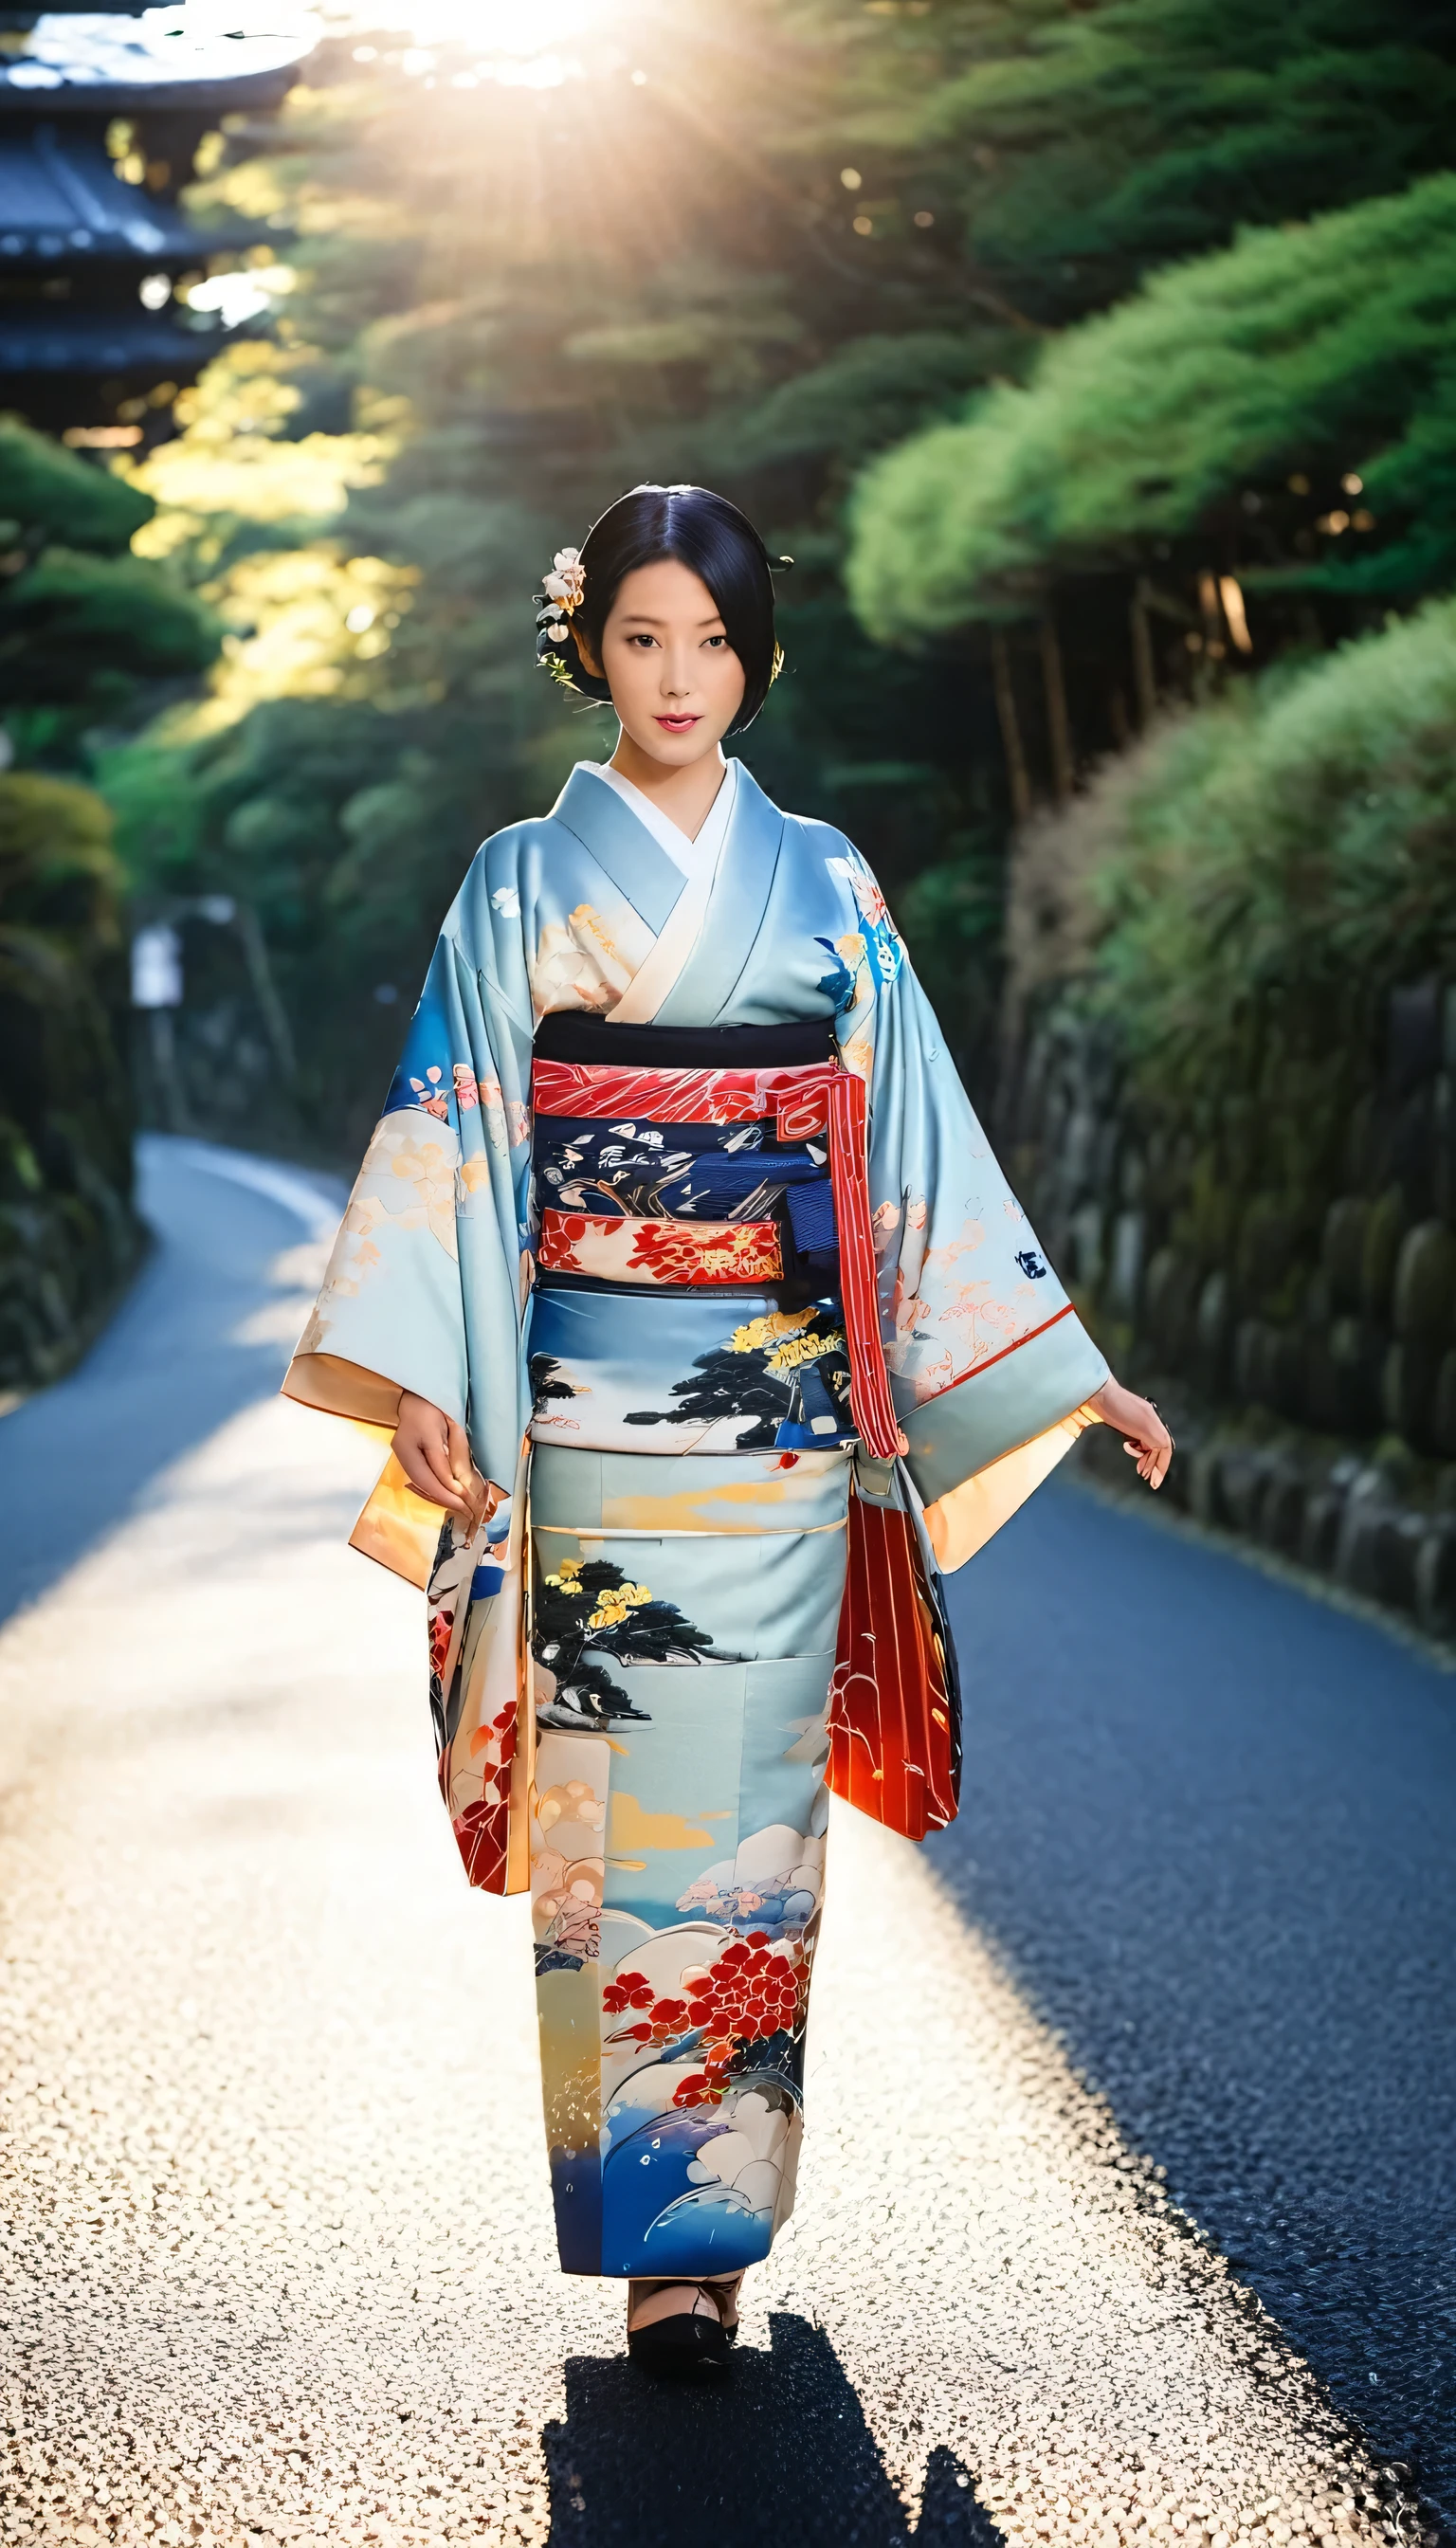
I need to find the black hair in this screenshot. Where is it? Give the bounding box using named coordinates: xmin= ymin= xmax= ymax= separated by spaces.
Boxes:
xmin=535 ymin=482 xmax=790 ymax=736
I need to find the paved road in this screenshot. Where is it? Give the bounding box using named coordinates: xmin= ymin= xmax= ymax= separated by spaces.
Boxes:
xmin=0 ymin=1138 xmax=1447 ymax=2548
xmin=937 ymin=1487 xmax=1456 ymax=2525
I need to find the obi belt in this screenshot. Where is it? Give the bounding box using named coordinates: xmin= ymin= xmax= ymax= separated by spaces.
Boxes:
xmin=529 ymin=1011 xmax=901 ymax=1462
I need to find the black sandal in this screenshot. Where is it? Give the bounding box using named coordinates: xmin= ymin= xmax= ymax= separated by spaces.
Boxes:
xmin=626 ymin=2275 xmax=742 ymax=2377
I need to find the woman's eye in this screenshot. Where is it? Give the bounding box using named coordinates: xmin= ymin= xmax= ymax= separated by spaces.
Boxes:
xmin=704 ymin=634 xmax=726 ymax=648
xmin=628 ymin=633 xmax=657 ymax=649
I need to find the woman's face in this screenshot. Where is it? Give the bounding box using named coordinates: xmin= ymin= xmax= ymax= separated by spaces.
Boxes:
xmin=584 ymin=557 xmax=746 ymax=769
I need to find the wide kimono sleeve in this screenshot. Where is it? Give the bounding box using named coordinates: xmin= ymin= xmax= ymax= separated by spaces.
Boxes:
xmin=282 ymin=834 xmax=537 ymax=1552
xmin=817 ymin=836 xmax=1109 ymax=1574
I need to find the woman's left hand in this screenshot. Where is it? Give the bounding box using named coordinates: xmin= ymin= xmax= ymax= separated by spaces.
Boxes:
xmin=1088 ymin=1376 xmax=1174 ymax=1490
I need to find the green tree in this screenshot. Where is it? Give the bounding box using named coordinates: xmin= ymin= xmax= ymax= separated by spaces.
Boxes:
xmin=0 ymin=774 xmax=142 ymax=1389
xmin=0 ymin=424 xmax=217 ymax=1372
xmin=833 ymin=0 xmax=1456 ymax=319
xmin=0 ymin=420 xmax=220 ymax=752
xmin=847 ymin=173 xmax=1456 ymax=645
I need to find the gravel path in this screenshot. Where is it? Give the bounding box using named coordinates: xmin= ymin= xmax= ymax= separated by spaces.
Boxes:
xmin=0 ymin=1141 xmax=1428 ymax=2548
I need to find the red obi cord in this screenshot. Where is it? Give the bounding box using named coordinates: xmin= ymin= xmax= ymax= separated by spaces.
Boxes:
xmin=531 ymin=1057 xmax=902 ymax=1461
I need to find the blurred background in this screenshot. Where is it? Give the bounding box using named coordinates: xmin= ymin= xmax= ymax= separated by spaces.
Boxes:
xmin=7 ymin=0 xmax=1456 ymax=1631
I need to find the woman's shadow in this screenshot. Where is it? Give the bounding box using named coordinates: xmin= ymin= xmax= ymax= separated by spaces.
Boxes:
xmin=542 ymin=2311 xmax=1003 ymax=2546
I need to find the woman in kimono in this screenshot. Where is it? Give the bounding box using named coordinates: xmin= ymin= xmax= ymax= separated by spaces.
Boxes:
xmin=284 ymin=483 xmax=1171 ymax=2377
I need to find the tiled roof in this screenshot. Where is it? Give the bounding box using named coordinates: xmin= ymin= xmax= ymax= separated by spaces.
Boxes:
xmin=0 ymin=307 xmax=230 ymax=370
xmin=0 ymin=125 xmax=252 ymax=264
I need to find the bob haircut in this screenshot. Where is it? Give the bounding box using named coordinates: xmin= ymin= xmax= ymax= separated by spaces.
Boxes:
xmin=536 ymin=482 xmax=788 ymax=735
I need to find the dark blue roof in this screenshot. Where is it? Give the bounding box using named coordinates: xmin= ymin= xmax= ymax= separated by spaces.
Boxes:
xmin=0 ymin=124 xmax=235 ymax=264
xmin=0 ymin=308 xmax=235 ymax=373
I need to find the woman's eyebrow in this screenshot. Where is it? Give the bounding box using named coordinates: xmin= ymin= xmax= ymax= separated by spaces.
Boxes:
xmin=615 ymin=610 xmax=727 ymax=629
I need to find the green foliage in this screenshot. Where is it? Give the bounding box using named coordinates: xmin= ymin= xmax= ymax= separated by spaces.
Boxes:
xmin=0 ymin=413 xmax=220 ymax=743
xmin=848 ymin=173 xmax=1456 ymax=640
xmin=897 ymin=846 xmax=1008 ymax=1069
xmin=1064 ymin=598 xmax=1456 ymax=1086
xmin=0 ymin=550 xmax=221 ymax=708
xmin=0 ymin=772 xmax=121 ymax=944
xmin=0 ymin=417 xmax=153 ymax=555
xmin=716 ymin=330 xmax=1030 ymax=473
xmin=0 ymin=774 xmax=140 ymax=1389
xmin=1005 ymin=600 xmax=1456 ymax=1481
xmin=853 ymin=0 xmax=1456 ymax=316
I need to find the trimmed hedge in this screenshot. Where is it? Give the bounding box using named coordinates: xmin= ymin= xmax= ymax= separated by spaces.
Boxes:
xmin=846 ymin=173 xmax=1456 ymax=637
xmin=999 ymin=598 xmax=1456 ymax=1632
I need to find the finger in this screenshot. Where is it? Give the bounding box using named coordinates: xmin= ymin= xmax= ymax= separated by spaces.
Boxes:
xmin=395 ymin=1441 xmax=468 ymax=1514
xmin=446 ymin=1422 xmax=495 ymax=1525
xmin=445 ymin=1418 xmax=477 ymax=1490
xmin=416 ymin=1424 xmax=464 ymax=1504
xmin=402 ymin=1420 xmax=470 ymax=1512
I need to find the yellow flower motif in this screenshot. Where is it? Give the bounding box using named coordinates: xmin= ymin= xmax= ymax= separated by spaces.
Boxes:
xmin=766 ymin=1329 xmax=846 ymax=1374
xmin=729 ymin=1309 xmax=815 ymax=1356
xmin=556 ymin=1556 xmax=583 ymax=1580
xmin=586 ymin=1581 xmax=652 ymax=1631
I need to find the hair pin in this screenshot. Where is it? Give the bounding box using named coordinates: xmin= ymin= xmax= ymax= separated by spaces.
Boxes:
xmin=541 ymin=547 xmax=585 ymax=641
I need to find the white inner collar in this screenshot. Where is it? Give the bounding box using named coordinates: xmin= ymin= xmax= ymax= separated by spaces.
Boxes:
xmin=578 ymin=755 xmax=737 ymax=878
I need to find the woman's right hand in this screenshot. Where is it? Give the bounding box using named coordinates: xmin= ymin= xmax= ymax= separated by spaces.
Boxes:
xmin=392 ymin=1391 xmax=503 ymax=1525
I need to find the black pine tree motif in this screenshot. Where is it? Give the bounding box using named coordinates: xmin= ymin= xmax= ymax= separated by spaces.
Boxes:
xmin=624 ymin=1308 xmax=851 ymax=1449
xmin=530 ymin=1352 xmax=578 ymax=1410
xmin=533 ymin=1557 xmax=737 ymax=1732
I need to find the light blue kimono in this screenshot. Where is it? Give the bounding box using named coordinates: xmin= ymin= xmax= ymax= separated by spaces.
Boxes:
xmin=285 ymin=757 xmax=1107 ymax=2280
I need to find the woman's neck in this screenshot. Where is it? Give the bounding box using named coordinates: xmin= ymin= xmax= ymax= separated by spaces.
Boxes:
xmin=608 ymin=732 xmax=728 ymax=842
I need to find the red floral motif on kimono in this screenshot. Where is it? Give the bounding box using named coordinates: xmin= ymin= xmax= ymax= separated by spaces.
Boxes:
xmin=537 ymin=1211 xmax=781 ymax=1285
xmin=452 ymin=1065 xmax=480 ymax=1111
xmin=428 ymin=1608 xmax=454 ymax=1681
xmin=602 ymin=1934 xmax=809 ymax=2107
xmin=537 ymin=1212 xmax=595 ymax=1274
xmin=445 ymin=1697 xmax=517 ymax=1889
xmin=624 ymin=1219 xmax=781 ymax=1285
xmin=452 ymin=1795 xmax=508 ymax=1889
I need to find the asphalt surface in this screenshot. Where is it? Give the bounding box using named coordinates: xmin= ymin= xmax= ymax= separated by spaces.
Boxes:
xmin=0 ymin=1137 xmax=1447 ymax=2547
xmin=0 ymin=1137 xmax=345 ymax=1627
xmin=937 ymin=1484 xmax=1456 ymax=2525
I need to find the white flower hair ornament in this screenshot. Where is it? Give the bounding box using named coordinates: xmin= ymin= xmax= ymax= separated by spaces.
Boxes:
xmin=541 ymin=547 xmax=584 ymax=639
xmin=536 ymin=546 xmax=592 ymax=689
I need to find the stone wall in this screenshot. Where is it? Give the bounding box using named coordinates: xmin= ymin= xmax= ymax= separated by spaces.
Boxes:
xmin=1002 ymin=980 xmax=1456 ymax=1641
